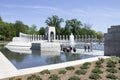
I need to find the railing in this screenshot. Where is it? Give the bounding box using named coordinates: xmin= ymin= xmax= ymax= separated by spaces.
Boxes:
xmin=19 ymin=33 xmax=103 ymax=43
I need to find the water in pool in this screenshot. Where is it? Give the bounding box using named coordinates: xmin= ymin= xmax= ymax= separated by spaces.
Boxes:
xmin=0 ymin=45 xmax=98 ymax=69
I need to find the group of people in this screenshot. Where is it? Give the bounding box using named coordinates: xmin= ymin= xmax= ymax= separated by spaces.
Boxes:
xmin=84 ymin=42 xmax=93 ymax=52
xmin=61 ymin=44 xmax=76 ymax=53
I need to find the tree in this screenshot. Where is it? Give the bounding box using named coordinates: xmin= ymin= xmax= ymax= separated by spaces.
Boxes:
xmin=60 ymin=27 xmax=64 ymax=35
xmin=97 ymin=31 xmax=104 ymax=39
xmin=64 ymin=20 xmax=71 ymax=35
xmin=38 ymin=27 xmax=45 ymax=35
xmin=0 ymin=17 xmax=15 ymax=40
xmin=78 ymin=28 xmax=87 ymax=35
xmin=0 ymin=16 xmax=3 ymax=23
xmin=65 ymin=19 xmax=82 ymax=35
xmin=14 ymin=20 xmax=29 ymax=36
xmin=45 ymin=15 xmax=64 ymax=35
xmin=88 ymin=30 xmax=96 ymax=35
xmin=83 ymin=23 xmax=92 ymax=30
xmin=28 ymin=24 xmax=37 ymax=34
xmin=0 ymin=22 xmax=11 ymax=39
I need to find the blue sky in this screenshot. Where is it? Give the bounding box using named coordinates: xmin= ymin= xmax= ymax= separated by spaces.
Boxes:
xmin=0 ymin=0 xmax=120 ymax=33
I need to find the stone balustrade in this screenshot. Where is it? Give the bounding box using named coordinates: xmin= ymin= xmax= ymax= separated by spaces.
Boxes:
xmin=19 ymin=33 xmax=98 ymax=42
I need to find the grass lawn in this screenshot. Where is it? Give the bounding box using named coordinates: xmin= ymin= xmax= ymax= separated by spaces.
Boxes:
xmin=3 ymin=56 xmax=120 ymax=80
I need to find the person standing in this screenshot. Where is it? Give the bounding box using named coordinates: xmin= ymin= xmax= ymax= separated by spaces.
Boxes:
xmin=90 ymin=42 xmax=93 ymax=51
xmin=88 ymin=44 xmax=90 ymax=52
xmin=84 ymin=43 xmax=87 ymax=52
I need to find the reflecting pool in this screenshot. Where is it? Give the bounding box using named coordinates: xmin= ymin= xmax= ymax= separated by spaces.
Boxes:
xmin=0 ymin=45 xmax=98 ymax=69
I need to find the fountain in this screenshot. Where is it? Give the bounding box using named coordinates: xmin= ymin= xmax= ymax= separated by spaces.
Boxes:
xmin=70 ymin=33 xmax=75 ymax=47
xmin=60 ymin=33 xmax=76 ymax=53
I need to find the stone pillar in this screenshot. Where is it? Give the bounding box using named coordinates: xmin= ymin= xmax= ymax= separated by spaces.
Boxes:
xmin=104 ymin=25 xmax=120 ymax=56
xmin=56 ymin=35 xmax=58 ymax=40
xmin=63 ymin=35 xmax=64 ymax=40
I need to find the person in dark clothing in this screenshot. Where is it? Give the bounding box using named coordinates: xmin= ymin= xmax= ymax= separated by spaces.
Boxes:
xmin=73 ymin=48 xmax=76 ymax=52
xmin=84 ymin=44 xmax=87 ymax=52
xmin=88 ymin=45 xmax=90 ymax=52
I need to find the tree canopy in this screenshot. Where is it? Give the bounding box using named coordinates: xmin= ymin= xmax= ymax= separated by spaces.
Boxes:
xmin=45 ymin=15 xmax=64 ymax=35
xmin=0 ymin=16 xmax=104 ymax=40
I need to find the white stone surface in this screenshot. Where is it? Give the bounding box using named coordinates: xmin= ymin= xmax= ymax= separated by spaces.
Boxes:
xmin=0 ymin=52 xmax=17 ymax=74
xmin=41 ymin=42 xmax=60 ymax=52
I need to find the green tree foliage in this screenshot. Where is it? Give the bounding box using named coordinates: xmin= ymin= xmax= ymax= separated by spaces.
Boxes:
xmin=28 ymin=24 xmax=37 ymax=34
xmin=14 ymin=20 xmax=29 ymax=36
xmin=83 ymin=23 xmax=91 ymax=30
xmin=65 ymin=19 xmax=82 ymax=35
xmin=0 ymin=22 xmax=15 ymax=40
xmin=38 ymin=27 xmax=45 ymax=35
xmin=0 ymin=15 xmax=104 ymax=40
xmin=0 ymin=17 xmax=30 ymax=40
xmin=0 ymin=16 xmax=3 ymax=23
xmin=45 ymin=15 xmax=64 ymax=35
xmin=97 ymin=31 xmax=104 ymax=39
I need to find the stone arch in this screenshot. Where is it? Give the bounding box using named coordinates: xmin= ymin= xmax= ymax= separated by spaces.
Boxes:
xmin=50 ymin=31 xmax=54 ymax=42
xmin=45 ymin=26 xmax=56 ymax=42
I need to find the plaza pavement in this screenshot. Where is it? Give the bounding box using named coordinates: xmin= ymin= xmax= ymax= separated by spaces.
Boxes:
xmin=0 ymin=49 xmax=109 ymax=79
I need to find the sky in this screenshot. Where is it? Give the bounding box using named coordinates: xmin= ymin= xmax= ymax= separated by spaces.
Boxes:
xmin=0 ymin=0 xmax=120 ymax=33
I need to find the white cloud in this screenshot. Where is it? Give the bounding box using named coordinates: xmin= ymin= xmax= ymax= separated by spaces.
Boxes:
xmin=0 ymin=3 xmax=58 ymax=11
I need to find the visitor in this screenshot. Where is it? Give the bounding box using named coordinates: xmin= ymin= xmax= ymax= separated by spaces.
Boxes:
xmin=90 ymin=42 xmax=93 ymax=51
xmin=69 ymin=46 xmax=72 ymax=50
xmin=88 ymin=45 xmax=90 ymax=52
xmin=67 ymin=48 xmax=71 ymax=52
xmin=73 ymin=48 xmax=76 ymax=52
xmin=84 ymin=43 xmax=87 ymax=52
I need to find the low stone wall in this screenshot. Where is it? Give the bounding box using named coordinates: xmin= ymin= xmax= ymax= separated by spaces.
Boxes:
xmin=31 ymin=42 xmax=60 ymax=53
xmin=104 ymin=25 xmax=120 ymax=56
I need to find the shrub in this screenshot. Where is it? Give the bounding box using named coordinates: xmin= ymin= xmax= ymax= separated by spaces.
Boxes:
xmin=106 ymin=74 xmax=118 ymax=79
xmin=80 ymin=63 xmax=90 ymax=69
xmin=80 ymin=65 xmax=89 ymax=69
xmin=75 ymin=69 xmax=87 ymax=75
xmin=68 ymin=76 xmax=81 ymax=80
xmin=98 ymin=58 xmax=104 ymax=63
xmin=110 ymin=56 xmax=120 ymax=63
xmin=92 ymin=68 xmax=103 ymax=74
xmin=58 ymin=70 xmax=66 ymax=74
xmin=96 ymin=61 xmax=102 ymax=65
xmin=9 ymin=77 xmax=15 ymax=80
xmin=16 ymin=78 xmax=22 ymax=80
xmin=83 ymin=62 xmax=91 ymax=66
xmin=40 ymin=69 xmax=50 ymax=75
xmin=49 ymin=74 xmax=60 ymax=80
xmin=95 ymin=64 xmax=103 ymax=68
xmin=27 ymin=75 xmax=42 ymax=80
xmin=106 ymin=68 xmax=117 ymax=73
xmin=65 ymin=66 xmax=75 ymax=70
xmin=89 ymin=73 xmax=102 ymax=79
xmin=79 ymin=62 xmax=91 ymax=69
xmin=106 ymin=61 xmax=116 ymax=67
